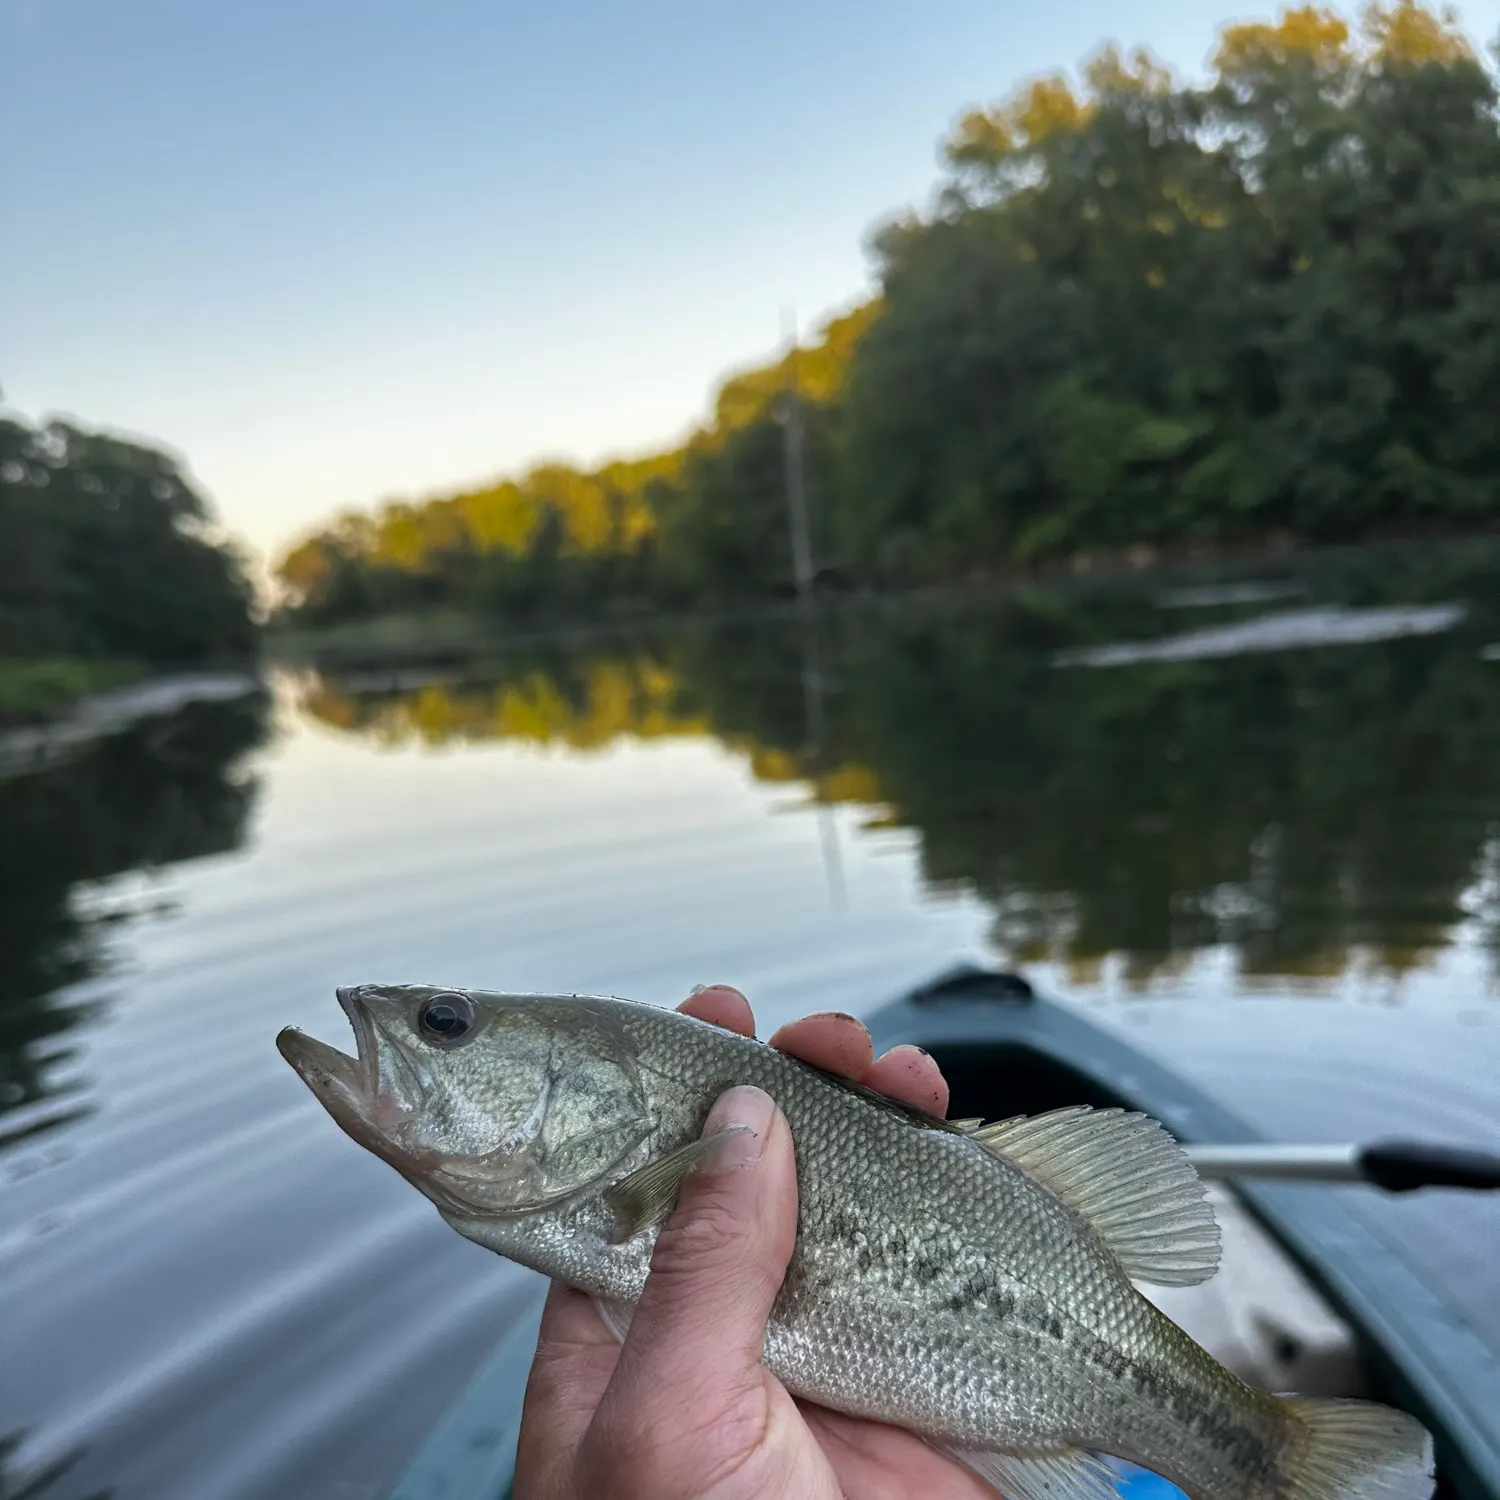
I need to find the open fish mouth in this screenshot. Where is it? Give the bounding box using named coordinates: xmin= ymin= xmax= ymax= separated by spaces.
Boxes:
xmin=277 ymin=985 xmax=398 ymax=1152
xmin=278 ymin=986 xmax=545 ymax=1217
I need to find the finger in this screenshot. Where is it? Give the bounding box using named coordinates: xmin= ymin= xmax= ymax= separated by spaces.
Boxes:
xmin=678 ymin=984 xmax=754 ymax=1037
xmin=768 ymin=1011 xmax=874 ymax=1079
xmin=864 ymin=1044 xmax=949 ymax=1117
xmin=515 ymin=1283 xmax=623 ymax=1495
xmin=802 ymin=1404 xmax=1000 ymax=1500
xmin=534 ymin=1278 xmax=621 ymax=1364
xmin=596 ymin=1085 xmax=795 ymax=1426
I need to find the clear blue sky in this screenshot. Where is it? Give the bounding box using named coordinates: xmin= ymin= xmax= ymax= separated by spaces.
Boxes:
xmin=4 ymin=0 xmax=1498 ymax=567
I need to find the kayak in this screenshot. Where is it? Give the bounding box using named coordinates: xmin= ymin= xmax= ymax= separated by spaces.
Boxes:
xmin=387 ymin=965 xmax=1500 ymax=1500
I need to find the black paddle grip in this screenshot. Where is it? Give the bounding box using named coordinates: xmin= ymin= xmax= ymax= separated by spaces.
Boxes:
xmin=1360 ymin=1140 xmax=1500 ymax=1192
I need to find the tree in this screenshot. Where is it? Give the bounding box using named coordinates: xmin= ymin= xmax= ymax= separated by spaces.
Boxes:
xmin=275 ymin=2 xmax=1500 ymax=625
xmin=0 ymin=416 xmax=258 ymax=667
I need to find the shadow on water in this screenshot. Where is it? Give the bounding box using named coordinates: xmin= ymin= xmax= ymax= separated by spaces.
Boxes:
xmin=297 ymin=549 xmax=1500 ymax=992
xmin=0 ymin=692 xmax=270 ymax=1151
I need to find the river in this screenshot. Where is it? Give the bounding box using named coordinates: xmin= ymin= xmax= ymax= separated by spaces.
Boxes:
xmin=1 ymin=546 xmax=1497 ymax=1499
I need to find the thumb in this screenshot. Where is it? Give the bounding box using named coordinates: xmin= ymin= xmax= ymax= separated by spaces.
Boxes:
xmin=605 ymin=1085 xmax=796 ymax=1412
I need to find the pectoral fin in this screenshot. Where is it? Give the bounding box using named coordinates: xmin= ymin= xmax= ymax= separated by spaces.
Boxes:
xmin=590 ymin=1295 xmax=633 ymax=1343
xmin=603 ymin=1128 xmax=750 ymax=1240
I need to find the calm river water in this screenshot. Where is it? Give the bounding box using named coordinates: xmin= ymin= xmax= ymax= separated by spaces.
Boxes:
xmin=2 ymin=549 xmax=1497 ymax=1500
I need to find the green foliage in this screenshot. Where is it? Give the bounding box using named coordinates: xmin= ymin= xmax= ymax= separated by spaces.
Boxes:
xmin=277 ymin=2 xmax=1500 ymax=625
xmin=0 ymin=660 xmax=141 ymax=721
xmin=276 ymin=304 xmax=876 ymax=623
xmin=0 ymin=416 xmax=259 ymax=679
xmin=839 ymin=2 xmax=1500 ymax=569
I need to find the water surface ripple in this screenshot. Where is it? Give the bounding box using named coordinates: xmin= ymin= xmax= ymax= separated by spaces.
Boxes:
xmin=2 ymin=555 xmax=1497 ymax=1499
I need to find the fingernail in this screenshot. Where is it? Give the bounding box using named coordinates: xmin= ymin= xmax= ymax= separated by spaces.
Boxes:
xmin=689 ymin=984 xmax=709 ymax=995
xmin=701 ymin=1085 xmax=775 ymax=1168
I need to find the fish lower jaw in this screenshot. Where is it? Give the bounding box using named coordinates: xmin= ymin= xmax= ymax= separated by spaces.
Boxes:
xmin=277 ymin=1026 xmax=414 ymax=1153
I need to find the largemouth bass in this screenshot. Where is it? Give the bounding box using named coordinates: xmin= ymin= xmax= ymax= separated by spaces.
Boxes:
xmin=277 ymin=986 xmax=1433 ymax=1500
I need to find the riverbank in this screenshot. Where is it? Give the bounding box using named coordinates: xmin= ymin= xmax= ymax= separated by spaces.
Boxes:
xmin=0 ymin=659 xmax=144 ymax=724
xmin=0 ymin=669 xmax=267 ymax=776
xmin=269 ymin=531 xmax=1500 ymax=669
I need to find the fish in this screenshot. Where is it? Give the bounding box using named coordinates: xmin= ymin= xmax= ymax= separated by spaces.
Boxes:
xmin=277 ymin=985 xmax=1434 ymax=1500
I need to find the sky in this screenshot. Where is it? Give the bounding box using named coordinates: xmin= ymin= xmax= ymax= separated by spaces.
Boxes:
xmin=4 ymin=0 xmax=1499 ymax=571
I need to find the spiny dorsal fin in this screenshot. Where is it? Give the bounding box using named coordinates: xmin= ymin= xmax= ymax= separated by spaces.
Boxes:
xmin=973 ymin=1105 xmax=1221 ymax=1287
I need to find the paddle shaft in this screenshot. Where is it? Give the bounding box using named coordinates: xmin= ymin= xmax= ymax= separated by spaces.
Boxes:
xmin=1185 ymin=1140 xmax=1500 ymax=1192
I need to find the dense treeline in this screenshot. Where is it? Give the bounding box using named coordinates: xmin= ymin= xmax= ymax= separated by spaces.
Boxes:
xmin=277 ymin=304 xmax=875 ymax=621
xmin=0 ymin=413 xmax=258 ymax=693
xmin=278 ymin=2 xmax=1500 ymax=625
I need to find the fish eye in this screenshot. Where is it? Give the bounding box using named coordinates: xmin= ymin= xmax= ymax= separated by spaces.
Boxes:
xmin=417 ymin=992 xmax=477 ymax=1048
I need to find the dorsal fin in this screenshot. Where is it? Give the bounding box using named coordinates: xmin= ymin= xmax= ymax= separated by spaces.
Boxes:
xmin=973 ymin=1105 xmax=1221 ymax=1287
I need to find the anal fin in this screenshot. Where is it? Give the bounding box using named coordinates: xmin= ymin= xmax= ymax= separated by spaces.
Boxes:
xmin=940 ymin=1444 xmax=1121 ymax=1500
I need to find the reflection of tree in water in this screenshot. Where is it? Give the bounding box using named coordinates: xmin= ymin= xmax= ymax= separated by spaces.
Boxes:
xmin=0 ymin=1428 xmax=112 ymax=1500
xmin=303 ymin=652 xmax=705 ymax=751
xmin=826 ymin=614 xmax=1500 ymax=982
xmin=0 ymin=695 xmax=269 ymax=1146
xmin=300 ymin=558 xmax=1500 ymax=987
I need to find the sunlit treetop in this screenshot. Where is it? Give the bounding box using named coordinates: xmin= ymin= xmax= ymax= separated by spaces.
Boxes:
xmin=1212 ymin=0 xmax=1471 ymax=81
xmin=946 ymin=44 xmax=1176 ymax=178
xmin=1360 ymin=0 xmax=1472 ymax=64
xmin=946 ymin=75 xmax=1091 ymax=170
xmin=1213 ymin=6 xmax=1354 ymax=78
xmin=711 ymin=300 xmax=881 ymax=431
xmin=1082 ymin=45 xmax=1175 ymax=101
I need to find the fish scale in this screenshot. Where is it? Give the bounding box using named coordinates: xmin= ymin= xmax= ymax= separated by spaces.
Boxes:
xmin=278 ymin=986 xmax=1435 ymax=1500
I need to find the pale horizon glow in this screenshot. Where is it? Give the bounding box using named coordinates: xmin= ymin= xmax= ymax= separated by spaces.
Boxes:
xmin=4 ymin=0 xmax=1498 ymax=571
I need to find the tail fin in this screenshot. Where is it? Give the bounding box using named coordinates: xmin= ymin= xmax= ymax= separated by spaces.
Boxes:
xmin=1277 ymin=1396 xmax=1434 ymax=1500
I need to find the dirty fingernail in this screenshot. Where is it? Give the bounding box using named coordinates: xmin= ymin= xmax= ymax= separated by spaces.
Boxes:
xmin=702 ymin=1085 xmax=775 ymax=1168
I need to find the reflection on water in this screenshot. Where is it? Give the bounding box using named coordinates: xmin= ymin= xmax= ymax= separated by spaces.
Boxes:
xmin=0 ymin=694 xmax=269 ymax=1151
xmin=0 ymin=1428 xmax=113 ymax=1500
xmin=300 ymin=562 xmax=1500 ymax=992
xmin=1 ymin=550 xmax=1497 ymax=1500
xmin=1053 ymin=601 xmax=1465 ymax=666
xmin=303 ymin=656 xmax=707 ymax=752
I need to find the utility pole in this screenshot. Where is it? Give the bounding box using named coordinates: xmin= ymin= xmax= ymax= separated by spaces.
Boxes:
xmin=778 ymin=309 xmax=816 ymax=605
xmin=779 ymin=311 xmax=844 ymax=912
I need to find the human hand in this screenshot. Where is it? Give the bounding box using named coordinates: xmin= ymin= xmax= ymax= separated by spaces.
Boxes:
xmin=513 ymin=985 xmax=995 ymax=1500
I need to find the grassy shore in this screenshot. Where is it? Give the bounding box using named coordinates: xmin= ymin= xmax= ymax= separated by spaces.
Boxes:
xmin=0 ymin=659 xmax=145 ymax=724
